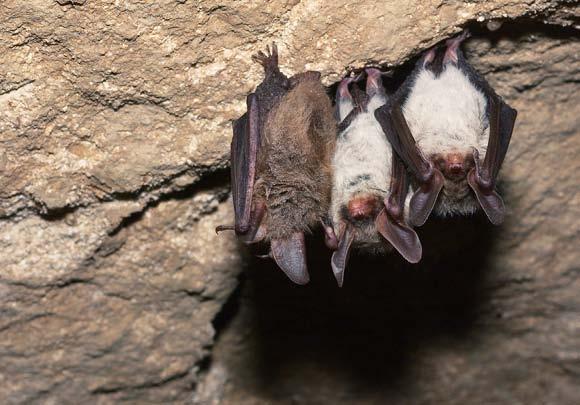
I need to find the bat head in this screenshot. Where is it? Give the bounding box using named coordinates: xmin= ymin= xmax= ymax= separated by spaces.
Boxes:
xmin=345 ymin=194 xmax=383 ymax=223
xmin=431 ymin=151 xmax=476 ymax=198
xmin=421 ymin=150 xmax=480 ymax=218
xmin=432 ymin=152 xmax=474 ymax=180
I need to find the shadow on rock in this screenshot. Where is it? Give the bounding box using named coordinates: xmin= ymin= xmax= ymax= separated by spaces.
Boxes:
xmin=235 ymin=214 xmax=499 ymax=398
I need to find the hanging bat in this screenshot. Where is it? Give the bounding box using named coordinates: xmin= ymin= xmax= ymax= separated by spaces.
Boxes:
xmin=375 ymin=31 xmax=517 ymax=227
xmin=325 ymin=68 xmax=421 ymax=287
xmin=216 ymin=44 xmax=336 ymax=285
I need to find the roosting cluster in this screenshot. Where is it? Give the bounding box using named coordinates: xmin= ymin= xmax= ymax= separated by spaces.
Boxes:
xmin=217 ymin=32 xmax=517 ymax=286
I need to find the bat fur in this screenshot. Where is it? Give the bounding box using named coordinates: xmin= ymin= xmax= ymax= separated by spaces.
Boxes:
xmin=331 ymin=76 xmax=394 ymax=252
xmin=256 ymin=76 xmax=336 ymax=240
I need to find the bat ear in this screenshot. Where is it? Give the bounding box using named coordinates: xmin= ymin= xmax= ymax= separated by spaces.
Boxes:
xmin=467 ymin=169 xmax=505 ymax=225
xmin=330 ymin=224 xmax=355 ymax=287
xmin=409 ymin=170 xmax=444 ymax=227
xmin=376 ymin=209 xmax=422 ymax=264
xmin=270 ymin=232 xmax=310 ymax=285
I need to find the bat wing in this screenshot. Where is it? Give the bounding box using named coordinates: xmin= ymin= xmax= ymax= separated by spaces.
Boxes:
xmin=468 ymin=95 xmax=517 ymax=225
xmin=482 ymin=95 xmax=518 ymax=182
xmin=375 ymin=102 xmax=444 ymax=227
xmin=232 ymin=93 xmax=260 ymax=234
xmin=456 ymin=56 xmax=517 ymax=225
xmin=337 ymin=108 xmax=358 ymax=134
xmin=376 ymin=152 xmax=422 ymax=263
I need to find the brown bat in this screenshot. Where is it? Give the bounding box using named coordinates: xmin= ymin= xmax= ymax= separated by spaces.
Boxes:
xmin=217 ymin=44 xmax=336 ymax=285
xmin=375 ymin=31 xmax=517 ymax=226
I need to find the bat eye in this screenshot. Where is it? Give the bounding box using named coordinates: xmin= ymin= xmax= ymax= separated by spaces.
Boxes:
xmin=432 ymin=156 xmax=446 ymax=172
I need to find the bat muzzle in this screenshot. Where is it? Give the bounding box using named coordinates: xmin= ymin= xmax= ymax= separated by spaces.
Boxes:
xmin=347 ymin=195 xmax=382 ymax=221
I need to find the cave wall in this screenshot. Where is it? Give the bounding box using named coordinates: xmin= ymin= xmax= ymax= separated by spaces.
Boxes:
xmin=0 ymin=1 xmax=578 ymax=403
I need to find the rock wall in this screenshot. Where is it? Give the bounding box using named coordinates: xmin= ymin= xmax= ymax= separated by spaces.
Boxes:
xmin=0 ymin=1 xmax=578 ymax=403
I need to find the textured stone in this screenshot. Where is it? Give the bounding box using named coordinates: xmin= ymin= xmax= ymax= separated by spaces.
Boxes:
xmin=0 ymin=0 xmax=578 ymax=403
xmin=205 ymin=24 xmax=580 ymax=405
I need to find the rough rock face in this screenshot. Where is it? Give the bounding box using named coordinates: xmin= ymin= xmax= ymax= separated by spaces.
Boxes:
xmin=0 ymin=1 xmax=578 ymax=403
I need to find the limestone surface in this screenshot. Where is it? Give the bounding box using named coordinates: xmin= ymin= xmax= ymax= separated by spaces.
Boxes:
xmin=0 ymin=1 xmax=578 ymax=403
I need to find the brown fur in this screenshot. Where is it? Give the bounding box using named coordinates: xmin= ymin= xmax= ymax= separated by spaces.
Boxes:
xmin=256 ymin=77 xmax=336 ymax=240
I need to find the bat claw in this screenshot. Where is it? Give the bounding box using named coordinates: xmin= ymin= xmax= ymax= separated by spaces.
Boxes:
xmin=365 ymin=68 xmax=386 ymax=99
xmin=252 ymin=42 xmax=280 ymax=74
xmin=337 ymin=73 xmax=363 ymax=99
xmin=215 ymin=224 xmax=235 ymax=234
xmin=336 ymin=72 xmax=365 ymax=121
xmin=444 ymin=30 xmax=471 ymax=64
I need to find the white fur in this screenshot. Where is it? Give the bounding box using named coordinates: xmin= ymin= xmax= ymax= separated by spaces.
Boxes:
xmin=337 ymin=95 xmax=354 ymax=121
xmin=403 ymin=64 xmax=489 ymax=217
xmin=330 ymin=94 xmax=391 ymax=227
xmin=403 ymin=65 xmax=489 ymax=158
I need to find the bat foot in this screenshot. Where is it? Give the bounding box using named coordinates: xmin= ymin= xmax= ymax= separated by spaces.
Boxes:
xmin=337 ymin=72 xmax=363 ymax=100
xmin=444 ymin=30 xmax=471 ymax=64
xmin=365 ymin=68 xmax=386 ymax=99
xmin=422 ymin=46 xmax=438 ymax=69
xmin=251 ymin=42 xmax=279 ymax=74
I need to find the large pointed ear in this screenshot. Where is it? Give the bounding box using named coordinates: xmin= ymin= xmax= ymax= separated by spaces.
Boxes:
xmin=468 ymin=95 xmax=517 ymax=225
xmin=375 ymin=102 xmax=443 ymax=226
xmin=330 ymin=224 xmax=355 ymax=287
xmin=408 ymin=171 xmax=444 ymax=227
xmin=467 ymin=169 xmax=505 ymax=225
xmin=376 ymin=153 xmax=422 ymax=263
xmin=271 ymin=232 xmax=310 ymax=285
xmin=376 ymin=210 xmax=421 ymax=263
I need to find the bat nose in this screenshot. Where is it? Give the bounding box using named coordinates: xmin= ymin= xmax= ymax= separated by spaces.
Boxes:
xmin=348 ymin=196 xmax=379 ymax=220
xmin=448 ymin=162 xmax=463 ymax=174
xmin=446 ymin=153 xmax=465 ymax=177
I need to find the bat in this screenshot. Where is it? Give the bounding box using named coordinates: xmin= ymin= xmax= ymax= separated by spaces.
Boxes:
xmin=375 ymin=31 xmax=517 ymax=227
xmin=216 ymin=44 xmax=336 ymax=285
xmin=325 ymin=68 xmax=422 ymax=287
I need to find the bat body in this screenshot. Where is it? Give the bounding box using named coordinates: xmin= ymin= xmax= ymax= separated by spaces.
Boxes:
xmin=376 ymin=32 xmax=517 ymax=227
xmin=327 ymin=69 xmax=421 ymax=286
xmin=217 ymin=44 xmax=336 ymax=285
